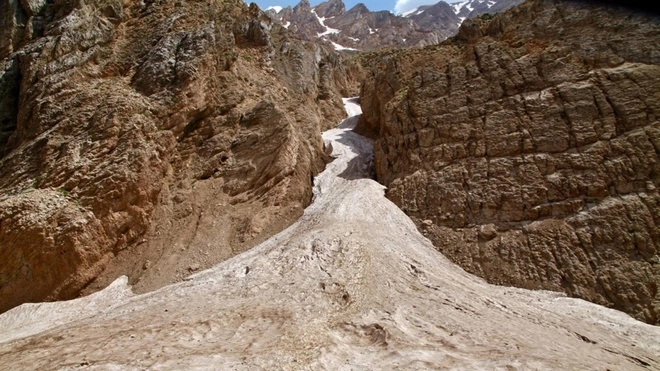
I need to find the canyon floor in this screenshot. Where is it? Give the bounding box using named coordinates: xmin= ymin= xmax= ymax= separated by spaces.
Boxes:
xmin=0 ymin=99 xmax=658 ymax=369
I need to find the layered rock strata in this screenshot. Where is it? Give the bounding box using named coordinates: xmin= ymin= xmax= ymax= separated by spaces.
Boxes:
xmin=359 ymin=0 xmax=660 ymax=323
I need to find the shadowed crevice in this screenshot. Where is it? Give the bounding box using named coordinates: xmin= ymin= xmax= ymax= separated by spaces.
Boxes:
xmin=0 ymin=56 xmax=21 ymax=158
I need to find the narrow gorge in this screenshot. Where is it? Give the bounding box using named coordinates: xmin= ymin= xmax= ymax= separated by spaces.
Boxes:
xmin=0 ymin=0 xmax=658 ymax=368
xmin=1 ymin=98 xmax=658 ymax=369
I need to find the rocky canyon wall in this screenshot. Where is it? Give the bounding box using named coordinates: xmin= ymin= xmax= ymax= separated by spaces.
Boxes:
xmin=359 ymin=0 xmax=659 ymax=323
xmin=0 ymin=0 xmax=349 ymax=312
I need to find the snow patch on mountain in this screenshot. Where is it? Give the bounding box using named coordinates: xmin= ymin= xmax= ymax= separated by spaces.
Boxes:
xmin=451 ymin=0 xmax=471 ymax=13
xmin=330 ymin=41 xmax=358 ymax=51
xmin=400 ymin=7 xmax=421 ymax=17
xmin=312 ymin=9 xmax=341 ymax=37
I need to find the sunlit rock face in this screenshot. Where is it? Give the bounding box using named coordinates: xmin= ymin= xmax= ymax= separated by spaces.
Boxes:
xmin=0 ymin=0 xmax=352 ymax=313
xmin=359 ymin=0 xmax=660 ymax=324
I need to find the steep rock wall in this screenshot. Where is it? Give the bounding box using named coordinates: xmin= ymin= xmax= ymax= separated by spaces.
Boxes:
xmin=0 ymin=0 xmax=347 ymax=312
xmin=359 ymin=0 xmax=660 ymax=323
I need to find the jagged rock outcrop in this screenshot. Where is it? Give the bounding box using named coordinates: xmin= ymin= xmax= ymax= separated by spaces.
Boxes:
xmin=276 ymin=0 xmax=326 ymax=39
xmin=0 ymin=0 xmax=350 ymax=313
xmin=266 ymin=0 xmax=522 ymax=51
xmin=359 ymin=0 xmax=660 ymax=323
xmin=406 ymin=1 xmax=460 ymax=37
xmin=314 ymin=0 xmax=346 ymax=18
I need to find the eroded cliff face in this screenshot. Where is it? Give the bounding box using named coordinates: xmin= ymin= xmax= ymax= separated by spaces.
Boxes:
xmin=359 ymin=0 xmax=660 ymax=323
xmin=0 ymin=0 xmax=349 ymax=312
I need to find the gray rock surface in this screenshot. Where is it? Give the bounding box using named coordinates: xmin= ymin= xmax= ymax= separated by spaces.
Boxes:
xmin=359 ymin=0 xmax=660 ymax=323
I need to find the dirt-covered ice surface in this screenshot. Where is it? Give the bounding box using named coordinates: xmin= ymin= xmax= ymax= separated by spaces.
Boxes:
xmin=0 ymin=98 xmax=658 ymax=369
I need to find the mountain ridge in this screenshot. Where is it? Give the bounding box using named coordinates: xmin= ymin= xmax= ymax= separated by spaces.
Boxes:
xmin=265 ymin=0 xmax=523 ymax=50
xmin=0 ymin=0 xmax=658 ymax=367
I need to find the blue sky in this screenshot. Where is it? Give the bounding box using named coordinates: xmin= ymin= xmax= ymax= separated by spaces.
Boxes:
xmin=243 ymin=0 xmax=445 ymax=14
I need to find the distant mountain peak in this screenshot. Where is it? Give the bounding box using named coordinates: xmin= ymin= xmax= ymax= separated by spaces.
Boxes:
xmin=294 ymin=0 xmax=312 ymax=12
xmin=315 ymin=0 xmax=346 ymax=18
xmin=348 ymin=3 xmax=370 ymax=14
xmin=266 ymin=0 xmax=523 ymax=51
xmin=400 ymin=7 xmax=422 ymax=17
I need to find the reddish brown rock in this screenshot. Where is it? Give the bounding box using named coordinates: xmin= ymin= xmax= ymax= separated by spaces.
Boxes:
xmin=0 ymin=0 xmax=350 ymax=312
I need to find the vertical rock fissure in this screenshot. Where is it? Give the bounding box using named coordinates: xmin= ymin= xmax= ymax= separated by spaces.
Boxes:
xmin=0 ymin=56 xmax=21 ymax=158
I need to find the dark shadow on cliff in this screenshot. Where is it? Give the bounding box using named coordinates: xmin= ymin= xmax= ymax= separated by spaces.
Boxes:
xmin=334 ymin=115 xmax=377 ymax=181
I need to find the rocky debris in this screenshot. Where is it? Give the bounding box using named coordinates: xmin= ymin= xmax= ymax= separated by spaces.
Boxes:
xmin=0 ymin=99 xmax=658 ymax=370
xmin=265 ymin=0 xmax=522 ymax=51
xmin=0 ymin=0 xmax=352 ymax=313
xmin=359 ymin=0 xmax=660 ymax=324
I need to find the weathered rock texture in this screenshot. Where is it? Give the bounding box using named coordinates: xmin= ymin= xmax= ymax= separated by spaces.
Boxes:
xmin=0 ymin=0 xmax=350 ymax=313
xmin=359 ymin=0 xmax=660 ymax=323
xmin=1 ymin=98 xmax=658 ymax=371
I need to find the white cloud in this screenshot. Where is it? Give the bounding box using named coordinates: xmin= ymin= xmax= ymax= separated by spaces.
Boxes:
xmin=393 ymin=0 xmax=442 ymax=14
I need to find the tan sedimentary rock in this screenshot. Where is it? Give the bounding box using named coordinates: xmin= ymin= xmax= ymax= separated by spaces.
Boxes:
xmin=359 ymin=0 xmax=660 ymax=323
xmin=0 ymin=0 xmax=349 ymax=312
